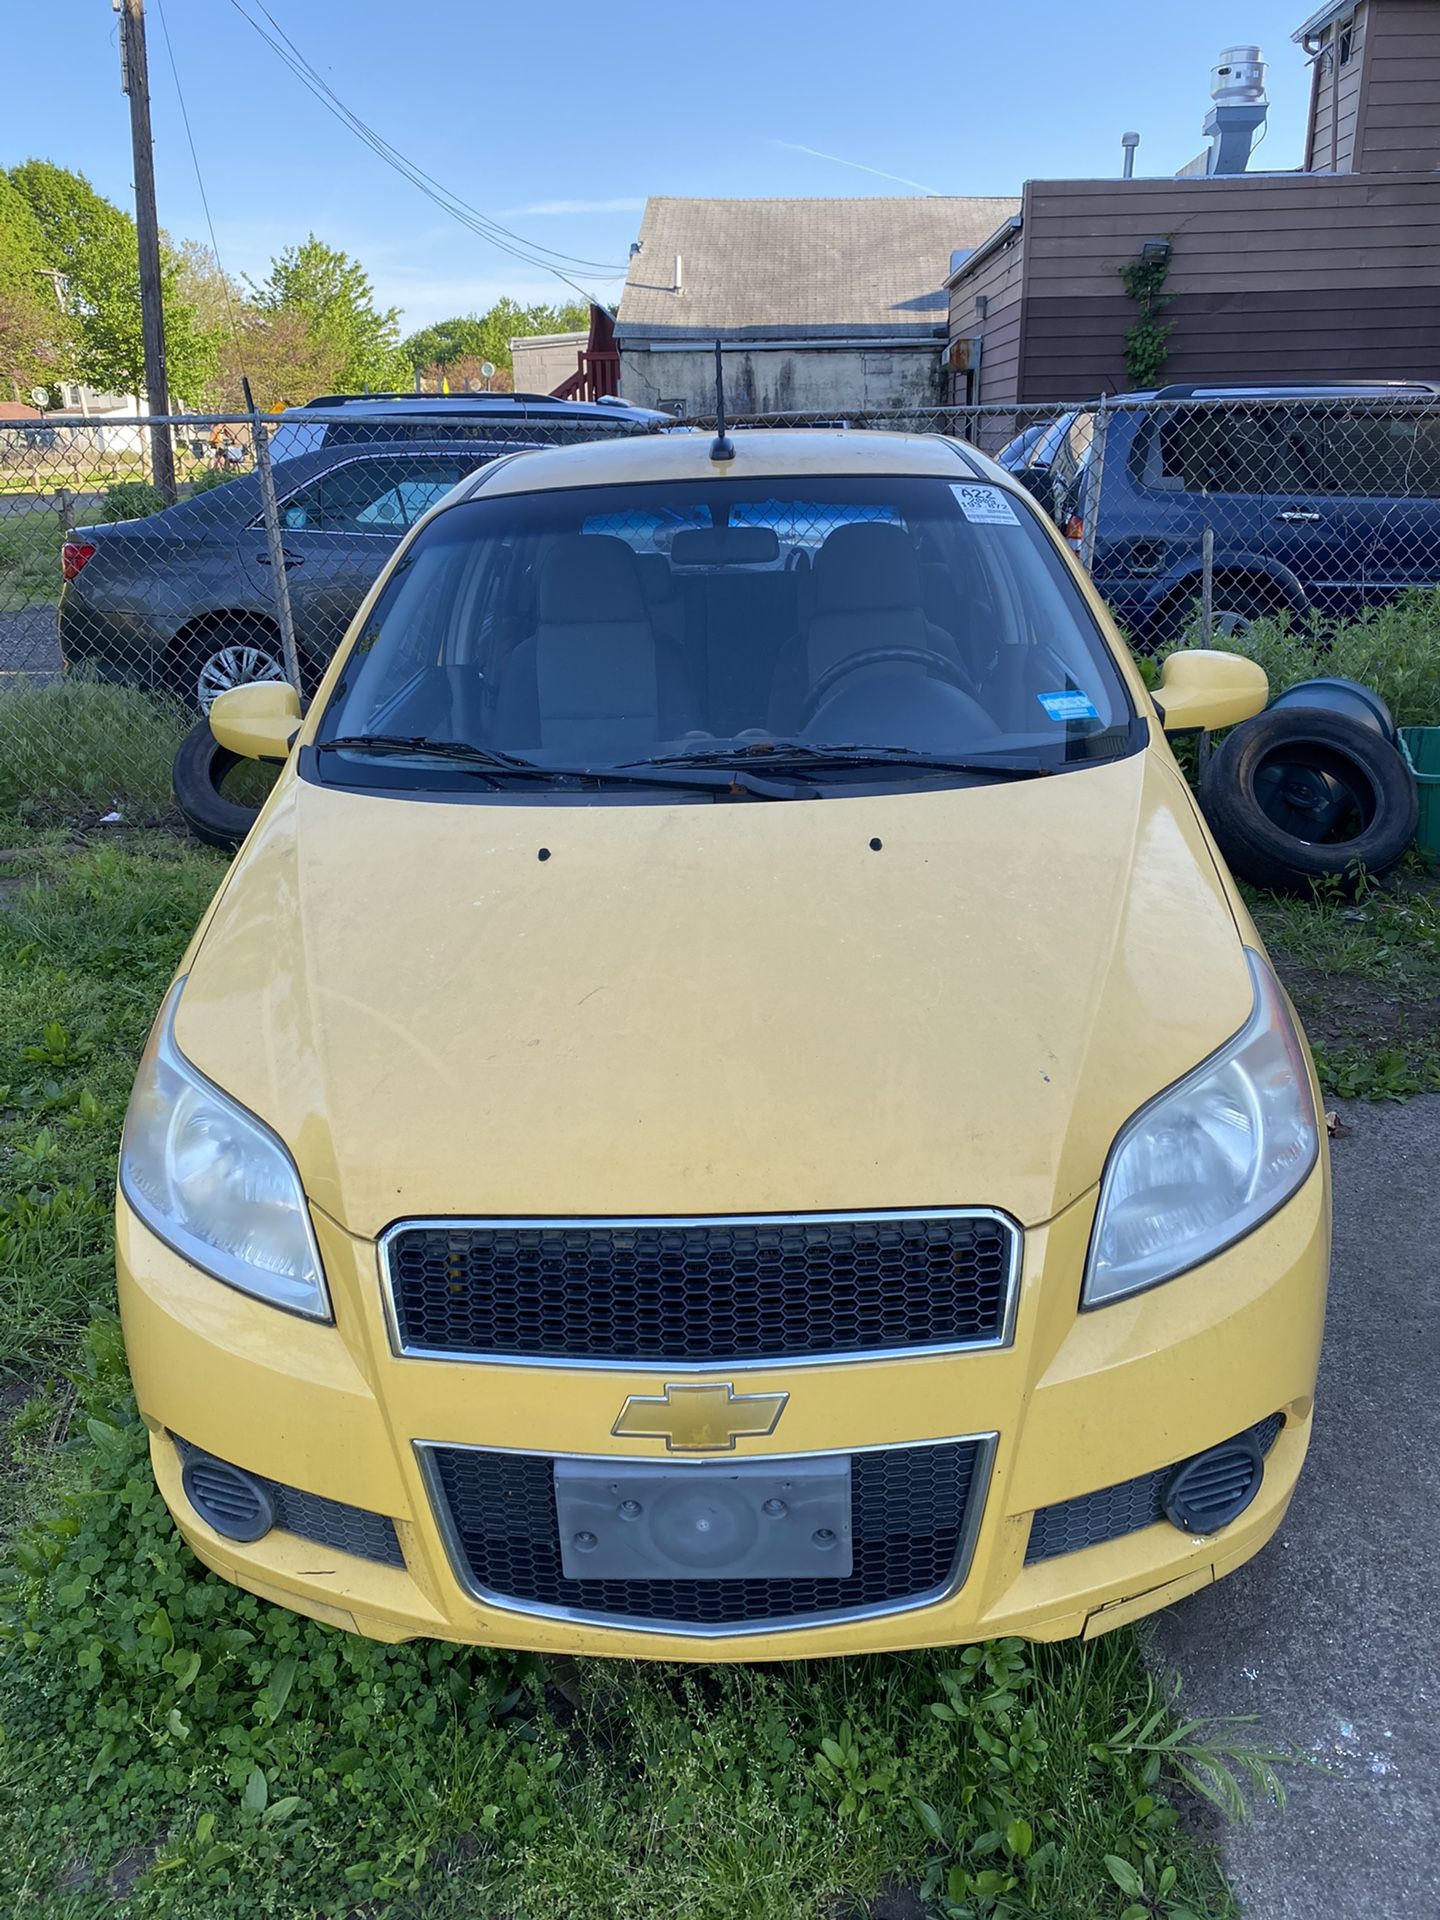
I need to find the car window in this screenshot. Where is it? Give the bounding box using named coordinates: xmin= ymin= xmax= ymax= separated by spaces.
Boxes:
xmin=1155 ymin=411 xmax=1279 ymax=494
xmin=1320 ymin=414 xmax=1440 ymax=497
xmin=316 ymin=473 xmax=1136 ymax=795
xmin=280 ymin=458 xmax=470 ymax=534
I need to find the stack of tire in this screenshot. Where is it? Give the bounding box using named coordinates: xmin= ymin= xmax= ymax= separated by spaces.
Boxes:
xmin=1199 ymin=678 xmax=1418 ymax=894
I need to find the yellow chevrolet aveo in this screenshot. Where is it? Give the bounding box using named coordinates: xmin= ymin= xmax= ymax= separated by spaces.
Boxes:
xmin=117 ymin=429 xmax=1329 ymax=1659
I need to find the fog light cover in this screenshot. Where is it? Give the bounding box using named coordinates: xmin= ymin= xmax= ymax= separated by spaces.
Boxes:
xmin=181 ymin=1451 xmax=275 ymax=1543
xmin=1163 ymin=1434 xmax=1265 ymax=1535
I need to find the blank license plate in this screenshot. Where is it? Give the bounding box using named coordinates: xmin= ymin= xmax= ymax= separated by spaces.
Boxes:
xmin=555 ymin=1456 xmax=853 ymax=1581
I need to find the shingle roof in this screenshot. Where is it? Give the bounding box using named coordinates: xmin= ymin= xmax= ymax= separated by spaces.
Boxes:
xmin=616 ymin=195 xmax=1021 ymax=341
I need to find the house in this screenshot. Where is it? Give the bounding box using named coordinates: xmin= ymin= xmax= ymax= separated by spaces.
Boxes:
xmin=510 ymin=330 xmax=588 ymax=397
xmin=616 ymin=194 xmax=1020 ymax=418
xmin=947 ymin=0 xmax=1440 ymax=409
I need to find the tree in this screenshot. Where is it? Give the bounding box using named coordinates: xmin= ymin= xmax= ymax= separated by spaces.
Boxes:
xmin=249 ymin=236 xmax=404 ymax=394
xmin=7 ymin=159 xmax=216 ymax=405
xmin=400 ymin=297 xmax=589 ymax=379
xmin=0 ymin=171 xmax=70 ymax=398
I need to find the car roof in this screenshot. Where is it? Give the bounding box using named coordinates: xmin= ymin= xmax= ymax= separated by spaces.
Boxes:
xmin=460 ymin=428 xmax=986 ymax=499
xmin=280 ymin=392 xmax=669 ymax=426
xmin=1114 ymin=380 xmax=1440 ymax=401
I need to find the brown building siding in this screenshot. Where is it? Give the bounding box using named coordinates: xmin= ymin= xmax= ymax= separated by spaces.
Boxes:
xmin=1302 ymin=0 xmax=1440 ymax=173
xmin=949 ymin=171 xmax=1440 ymax=406
xmin=946 ymin=224 xmax=1025 ymax=404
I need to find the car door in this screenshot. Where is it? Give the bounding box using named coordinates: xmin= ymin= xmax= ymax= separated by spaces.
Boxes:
xmin=1326 ymin=410 xmax=1440 ymax=607
xmin=1261 ymin=409 xmax=1385 ymax=622
xmin=241 ymin=454 xmax=479 ymax=667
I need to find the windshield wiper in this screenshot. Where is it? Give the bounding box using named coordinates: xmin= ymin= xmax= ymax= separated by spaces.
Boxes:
xmin=631 ymin=741 xmax=1054 ymax=779
xmin=316 ymin=735 xmax=816 ymax=798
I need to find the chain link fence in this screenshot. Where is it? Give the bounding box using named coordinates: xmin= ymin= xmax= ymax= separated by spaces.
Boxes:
xmin=2 ymin=393 xmax=1439 ymax=825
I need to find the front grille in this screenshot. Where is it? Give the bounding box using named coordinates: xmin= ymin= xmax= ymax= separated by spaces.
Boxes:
xmin=425 ymin=1438 xmax=988 ymax=1630
xmin=1024 ymin=1413 xmax=1285 ymax=1564
xmin=385 ymin=1211 xmax=1016 ymax=1366
xmin=173 ymin=1437 xmax=405 ymax=1568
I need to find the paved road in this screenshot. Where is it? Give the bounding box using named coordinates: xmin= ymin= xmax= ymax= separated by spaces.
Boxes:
xmin=1156 ymin=1097 xmax=1440 ymax=1920
xmin=0 ymin=607 xmax=60 ymax=682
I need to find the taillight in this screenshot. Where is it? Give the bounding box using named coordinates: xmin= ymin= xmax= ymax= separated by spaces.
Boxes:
xmin=1062 ymin=514 xmax=1084 ymax=551
xmin=62 ymin=541 xmax=97 ymax=582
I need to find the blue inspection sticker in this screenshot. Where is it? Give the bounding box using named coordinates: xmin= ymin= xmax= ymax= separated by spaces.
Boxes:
xmin=1038 ymin=690 xmax=1101 ymax=723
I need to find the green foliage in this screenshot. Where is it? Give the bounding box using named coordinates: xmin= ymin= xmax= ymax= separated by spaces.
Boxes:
xmin=0 ymin=170 xmax=70 ymax=392
xmin=99 ymin=480 xmax=168 ymax=523
xmin=0 ymin=677 xmax=190 ymax=819
xmin=401 ymin=298 xmax=589 ymax=377
xmin=7 ymin=160 xmax=217 ymax=405
xmin=1243 ymin=859 xmax=1440 ymax=1100
xmin=0 ymin=513 xmax=60 ymax=608
xmin=1117 ymin=245 xmax=1175 ymax=389
xmin=187 ymin=464 xmax=245 ymax=495
xmin=1171 ymin=589 xmax=1440 ymax=729
xmin=249 ymin=234 xmax=404 ymax=395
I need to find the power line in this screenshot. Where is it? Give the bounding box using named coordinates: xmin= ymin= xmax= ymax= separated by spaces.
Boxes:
xmin=153 ymin=0 xmax=244 ymax=358
xmin=223 ymin=0 xmax=627 ymax=304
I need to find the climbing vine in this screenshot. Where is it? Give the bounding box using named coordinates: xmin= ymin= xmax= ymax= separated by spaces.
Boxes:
xmin=1117 ymin=245 xmax=1175 ymax=388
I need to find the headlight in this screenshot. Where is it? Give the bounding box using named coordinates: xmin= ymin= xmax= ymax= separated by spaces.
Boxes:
xmin=119 ymin=979 xmax=330 ymax=1320
xmin=1083 ymin=950 xmax=1318 ymax=1307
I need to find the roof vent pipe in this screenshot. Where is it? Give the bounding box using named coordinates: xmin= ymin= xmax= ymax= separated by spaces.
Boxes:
xmin=1121 ymin=131 xmax=1140 ymax=178
xmin=673 ymin=253 xmax=683 ymax=295
xmin=1204 ymin=45 xmax=1268 ymax=174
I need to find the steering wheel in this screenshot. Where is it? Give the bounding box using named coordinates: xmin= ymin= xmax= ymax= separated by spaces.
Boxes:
xmin=800 ymin=647 xmax=973 ymax=727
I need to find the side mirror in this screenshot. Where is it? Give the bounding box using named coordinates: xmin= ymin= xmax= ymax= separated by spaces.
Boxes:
xmin=209 ymin=681 xmax=301 ymax=761
xmin=1153 ymin=650 xmax=1268 ymax=733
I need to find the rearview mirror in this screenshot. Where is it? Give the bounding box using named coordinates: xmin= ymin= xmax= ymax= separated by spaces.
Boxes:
xmin=1153 ymin=650 xmax=1268 ymax=734
xmin=209 ymin=681 xmax=301 ymax=761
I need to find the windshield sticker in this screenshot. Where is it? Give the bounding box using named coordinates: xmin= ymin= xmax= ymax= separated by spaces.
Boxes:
xmin=1038 ymin=690 xmax=1101 ymax=723
xmin=950 ymin=483 xmax=1020 ymax=526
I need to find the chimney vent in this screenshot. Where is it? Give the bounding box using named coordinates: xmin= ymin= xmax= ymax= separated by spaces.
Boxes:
xmin=1203 ymin=44 xmax=1268 ymax=174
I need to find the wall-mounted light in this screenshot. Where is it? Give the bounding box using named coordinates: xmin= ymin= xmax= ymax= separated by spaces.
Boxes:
xmin=1139 ymin=238 xmax=1172 ymax=267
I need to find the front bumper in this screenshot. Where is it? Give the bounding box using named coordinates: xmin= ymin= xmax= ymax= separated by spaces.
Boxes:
xmin=118 ymin=1165 xmax=1328 ymax=1660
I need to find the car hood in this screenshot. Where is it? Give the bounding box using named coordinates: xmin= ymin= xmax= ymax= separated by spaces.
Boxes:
xmin=176 ymin=750 xmax=1252 ymax=1238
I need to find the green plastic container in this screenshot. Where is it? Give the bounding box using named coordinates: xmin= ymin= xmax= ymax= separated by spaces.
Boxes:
xmin=1399 ymin=727 xmax=1440 ymax=856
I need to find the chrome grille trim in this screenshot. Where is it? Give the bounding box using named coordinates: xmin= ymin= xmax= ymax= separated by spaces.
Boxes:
xmin=415 ymin=1431 xmax=998 ymax=1637
xmin=379 ymin=1208 xmax=1022 ymax=1370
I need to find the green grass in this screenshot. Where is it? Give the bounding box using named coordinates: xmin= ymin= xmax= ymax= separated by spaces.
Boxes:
xmin=1246 ymin=858 xmax=1440 ymax=1099
xmin=0 ymin=679 xmax=192 ymax=823
xmin=0 ymin=513 xmax=63 ymax=609
xmin=0 ymin=842 xmax=1273 ymax=1919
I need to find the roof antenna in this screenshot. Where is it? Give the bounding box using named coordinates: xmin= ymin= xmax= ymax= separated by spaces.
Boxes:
xmin=710 ymin=339 xmax=735 ymax=463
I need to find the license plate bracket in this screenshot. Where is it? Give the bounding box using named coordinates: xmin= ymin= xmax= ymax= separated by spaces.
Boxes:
xmin=555 ymin=1456 xmax=853 ymax=1581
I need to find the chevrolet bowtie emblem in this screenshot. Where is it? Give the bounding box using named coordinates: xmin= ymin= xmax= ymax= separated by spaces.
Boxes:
xmin=612 ymin=1381 xmax=789 ymax=1453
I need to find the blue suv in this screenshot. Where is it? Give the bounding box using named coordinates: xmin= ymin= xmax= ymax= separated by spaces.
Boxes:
xmin=1002 ymin=382 xmax=1440 ymax=642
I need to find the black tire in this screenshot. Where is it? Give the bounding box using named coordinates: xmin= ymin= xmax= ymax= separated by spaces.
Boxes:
xmin=172 ymin=720 xmax=262 ymax=851
xmin=1200 ymin=708 xmax=1418 ymax=895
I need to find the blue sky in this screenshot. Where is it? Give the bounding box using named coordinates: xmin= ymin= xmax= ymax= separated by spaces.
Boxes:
xmin=6 ymin=0 xmax=1317 ymax=335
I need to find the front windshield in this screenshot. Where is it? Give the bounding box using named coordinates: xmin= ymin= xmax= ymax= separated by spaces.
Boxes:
xmin=314 ymin=472 xmax=1135 ymax=794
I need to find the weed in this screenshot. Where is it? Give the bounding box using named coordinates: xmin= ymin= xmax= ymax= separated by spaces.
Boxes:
xmin=0 ymin=678 xmax=191 ymax=822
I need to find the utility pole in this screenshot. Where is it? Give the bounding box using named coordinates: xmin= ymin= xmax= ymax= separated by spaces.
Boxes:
xmin=118 ymin=0 xmax=175 ymax=499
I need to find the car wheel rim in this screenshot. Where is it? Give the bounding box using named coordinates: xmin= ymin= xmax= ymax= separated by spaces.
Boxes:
xmin=196 ymin=642 xmax=286 ymax=714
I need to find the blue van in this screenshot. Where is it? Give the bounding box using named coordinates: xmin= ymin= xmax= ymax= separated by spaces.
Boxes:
xmin=1002 ymin=382 xmax=1440 ymax=642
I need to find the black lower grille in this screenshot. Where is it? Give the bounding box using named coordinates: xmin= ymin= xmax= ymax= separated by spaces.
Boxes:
xmin=427 ymin=1439 xmax=987 ymax=1628
xmin=173 ymin=1438 xmax=404 ymax=1568
xmin=1024 ymin=1414 xmax=1285 ymax=1565
xmin=385 ymin=1211 xmax=1015 ymax=1365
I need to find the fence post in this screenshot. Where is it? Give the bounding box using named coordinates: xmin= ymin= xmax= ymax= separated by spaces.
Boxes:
xmin=1201 ymin=526 xmax=1215 ymax=645
xmin=1079 ymin=395 xmax=1109 ymax=576
xmin=245 ymin=384 xmax=303 ymax=699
